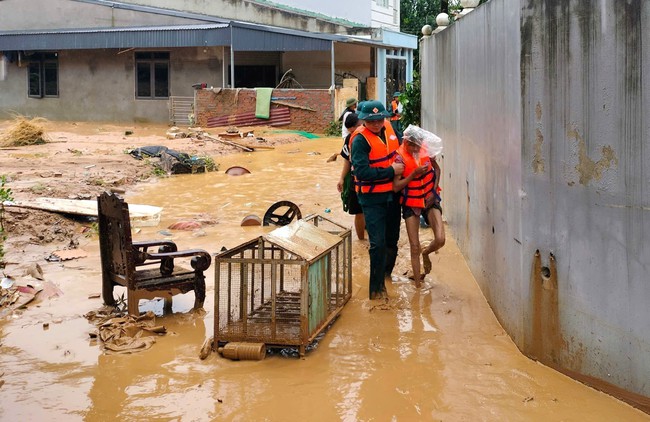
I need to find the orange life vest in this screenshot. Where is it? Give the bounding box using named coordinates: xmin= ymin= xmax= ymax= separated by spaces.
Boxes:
xmin=397 ymin=143 xmax=435 ymax=208
xmin=353 ymin=122 xmax=400 ymax=194
xmin=390 ymin=100 xmax=400 ymax=121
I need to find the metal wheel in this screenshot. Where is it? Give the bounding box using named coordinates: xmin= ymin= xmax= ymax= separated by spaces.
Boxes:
xmin=263 ymin=201 xmax=302 ymax=226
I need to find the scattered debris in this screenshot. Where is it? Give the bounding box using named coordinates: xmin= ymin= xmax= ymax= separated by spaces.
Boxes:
xmin=168 ymin=220 xmax=202 ymax=231
xmin=225 ymin=166 xmax=251 ymax=176
xmin=165 ymin=126 xmax=187 ymax=139
xmin=84 ymin=309 xmax=167 ymax=354
xmin=49 ymin=249 xmax=89 ymax=262
xmin=3 ymin=197 xmax=162 ymax=228
xmin=263 ymin=201 xmax=302 ymax=226
xmin=0 ymin=276 xmax=14 ymax=289
xmin=203 ymin=133 xmax=253 ymax=152
xmin=23 ymin=263 xmax=44 ymax=280
xmin=199 ymin=337 xmax=213 ymax=360
xmin=218 ymin=342 xmax=266 ymax=361
xmin=240 ymin=215 xmax=261 ymax=226
xmin=0 ymin=282 xmax=42 ymax=313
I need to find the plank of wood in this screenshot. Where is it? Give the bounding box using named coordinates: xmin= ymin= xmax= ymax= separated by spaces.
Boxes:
xmin=270 ymin=100 xmax=315 ymax=112
xmin=202 ymin=133 xmax=254 ymax=152
xmin=3 ymin=198 xmax=162 ymax=227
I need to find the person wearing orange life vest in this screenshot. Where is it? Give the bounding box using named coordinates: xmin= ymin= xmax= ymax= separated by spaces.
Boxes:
xmin=393 ymin=130 xmax=445 ymax=287
xmin=337 ymin=113 xmax=366 ymax=240
xmin=350 ymin=100 xmax=404 ymax=300
xmin=389 ymin=91 xmax=402 ymax=133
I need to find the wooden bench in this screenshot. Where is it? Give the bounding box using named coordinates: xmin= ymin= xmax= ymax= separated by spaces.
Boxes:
xmin=98 ymin=191 xmax=211 ymax=315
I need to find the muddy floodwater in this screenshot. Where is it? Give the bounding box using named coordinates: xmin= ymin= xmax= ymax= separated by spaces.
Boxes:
xmin=1 ymin=137 xmax=647 ymax=421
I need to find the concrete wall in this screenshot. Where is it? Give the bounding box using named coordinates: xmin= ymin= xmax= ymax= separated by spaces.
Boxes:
xmin=420 ymin=0 xmax=524 ymax=343
xmin=116 ymin=0 xmax=362 ymax=33
xmin=371 ymin=0 xmax=399 ymax=30
xmin=420 ymin=0 xmax=650 ymax=402
xmin=0 ymin=47 xmax=223 ymax=123
xmin=259 ymin=0 xmax=372 ymax=27
xmin=0 ymin=0 xmax=201 ymax=30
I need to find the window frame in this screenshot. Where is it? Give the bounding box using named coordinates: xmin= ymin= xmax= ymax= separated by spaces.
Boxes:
xmin=135 ymin=51 xmax=170 ymax=99
xmin=27 ymin=52 xmax=59 ymax=98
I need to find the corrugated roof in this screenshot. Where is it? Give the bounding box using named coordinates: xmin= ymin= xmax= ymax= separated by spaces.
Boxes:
xmin=0 ymin=24 xmax=230 ymax=50
xmin=0 ymin=0 xmax=415 ymax=52
xmin=0 ymin=22 xmax=341 ymax=52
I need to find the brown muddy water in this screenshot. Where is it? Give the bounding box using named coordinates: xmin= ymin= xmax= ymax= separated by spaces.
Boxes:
xmin=1 ymin=137 xmax=648 ymax=421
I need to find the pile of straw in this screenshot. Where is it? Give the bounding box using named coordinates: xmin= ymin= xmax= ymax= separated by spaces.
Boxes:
xmin=0 ymin=116 xmax=49 ymax=147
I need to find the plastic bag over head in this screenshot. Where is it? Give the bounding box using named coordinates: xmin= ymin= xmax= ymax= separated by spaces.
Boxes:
xmin=403 ymin=125 xmax=443 ymax=157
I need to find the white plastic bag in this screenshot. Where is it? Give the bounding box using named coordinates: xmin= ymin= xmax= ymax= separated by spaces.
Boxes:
xmin=403 ymin=125 xmax=443 ymax=157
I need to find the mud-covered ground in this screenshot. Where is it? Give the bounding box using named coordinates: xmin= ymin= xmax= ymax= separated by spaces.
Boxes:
xmin=0 ymin=121 xmax=647 ymax=421
xmin=0 ymin=120 xmax=307 ymax=259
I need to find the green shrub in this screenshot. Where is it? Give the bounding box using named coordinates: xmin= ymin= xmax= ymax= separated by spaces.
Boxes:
xmin=0 ymin=175 xmax=14 ymax=264
xmin=325 ymin=120 xmax=342 ymax=137
xmin=400 ymin=71 xmax=421 ymax=128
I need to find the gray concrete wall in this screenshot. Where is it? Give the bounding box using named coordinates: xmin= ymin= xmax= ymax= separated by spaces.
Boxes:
xmin=0 ymin=0 xmax=201 ymax=30
xmin=420 ymin=1 xmax=524 ymax=344
xmin=0 ymin=47 xmax=223 ymax=123
xmin=115 ymin=0 xmax=361 ymax=33
xmin=420 ymin=0 xmax=650 ymax=400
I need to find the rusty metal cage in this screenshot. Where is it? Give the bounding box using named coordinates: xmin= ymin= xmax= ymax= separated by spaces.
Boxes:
xmin=213 ymin=214 xmax=352 ymax=356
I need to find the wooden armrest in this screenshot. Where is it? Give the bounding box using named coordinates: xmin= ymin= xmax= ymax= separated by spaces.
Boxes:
xmin=146 ymin=249 xmax=212 ymax=272
xmin=133 ymin=240 xmax=178 ymax=253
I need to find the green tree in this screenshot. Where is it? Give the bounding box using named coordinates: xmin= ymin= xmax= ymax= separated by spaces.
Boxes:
xmin=399 ymin=71 xmax=421 ymax=128
xmin=399 ymin=0 xmax=489 ymax=125
xmin=401 ymin=0 xmax=442 ymax=38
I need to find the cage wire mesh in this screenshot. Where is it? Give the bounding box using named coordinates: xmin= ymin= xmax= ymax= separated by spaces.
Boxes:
xmin=214 ymin=215 xmax=351 ymax=356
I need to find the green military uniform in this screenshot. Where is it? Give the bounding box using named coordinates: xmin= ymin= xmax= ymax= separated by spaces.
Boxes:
xmin=350 ymin=101 xmax=402 ymax=299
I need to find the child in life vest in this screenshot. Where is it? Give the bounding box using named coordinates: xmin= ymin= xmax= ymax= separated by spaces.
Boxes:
xmin=393 ymin=125 xmax=445 ymax=287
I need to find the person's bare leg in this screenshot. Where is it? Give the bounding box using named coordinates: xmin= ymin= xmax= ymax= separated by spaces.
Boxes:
xmin=422 ymin=208 xmax=445 ymax=273
xmin=354 ymin=213 xmax=366 ymax=240
xmin=405 ymin=215 xmax=422 ymax=288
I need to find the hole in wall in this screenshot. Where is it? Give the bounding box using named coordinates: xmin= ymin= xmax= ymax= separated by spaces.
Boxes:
xmin=541 ymin=266 xmax=551 ymax=280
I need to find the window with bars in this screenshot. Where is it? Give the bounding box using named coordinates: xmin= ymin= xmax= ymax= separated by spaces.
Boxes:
xmin=28 ymin=53 xmax=58 ymax=98
xmin=135 ymin=52 xmax=170 ymax=99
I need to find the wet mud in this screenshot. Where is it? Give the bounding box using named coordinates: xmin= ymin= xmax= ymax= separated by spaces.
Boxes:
xmin=1 ymin=138 xmax=648 ymax=421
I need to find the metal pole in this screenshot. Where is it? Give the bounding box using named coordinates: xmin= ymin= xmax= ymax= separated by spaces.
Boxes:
xmin=330 ymin=42 xmax=335 ymax=89
xmin=331 ymin=42 xmax=336 ymax=120
xmin=222 ymin=46 xmax=226 ymax=88
xmin=230 ymin=25 xmax=235 ymax=88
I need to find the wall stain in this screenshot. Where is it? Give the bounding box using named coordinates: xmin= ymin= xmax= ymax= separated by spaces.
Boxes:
xmin=529 ymin=250 xmax=565 ymax=365
xmin=533 ymin=102 xmax=545 ymax=174
xmin=568 ymin=127 xmax=618 ymax=185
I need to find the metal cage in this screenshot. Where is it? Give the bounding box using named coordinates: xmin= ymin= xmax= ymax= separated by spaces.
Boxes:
xmin=213 ymin=215 xmax=352 ymax=356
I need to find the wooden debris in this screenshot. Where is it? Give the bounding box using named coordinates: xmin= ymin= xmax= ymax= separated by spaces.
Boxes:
xmin=202 ymin=133 xmax=254 ymax=152
xmin=271 ymin=100 xmax=315 ymax=111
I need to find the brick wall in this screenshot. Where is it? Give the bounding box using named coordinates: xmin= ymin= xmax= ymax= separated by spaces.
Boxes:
xmin=195 ymin=88 xmax=334 ymax=134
